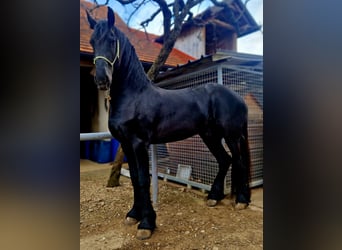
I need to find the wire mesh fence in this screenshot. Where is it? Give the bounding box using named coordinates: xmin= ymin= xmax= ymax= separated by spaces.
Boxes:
xmin=150 ymin=58 xmax=263 ymax=194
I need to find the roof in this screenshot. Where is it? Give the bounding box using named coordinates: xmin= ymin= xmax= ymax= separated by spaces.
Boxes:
xmin=214 ymin=0 xmax=261 ymax=37
xmin=80 ymin=0 xmax=194 ymax=67
xmin=156 ymin=0 xmax=260 ymax=43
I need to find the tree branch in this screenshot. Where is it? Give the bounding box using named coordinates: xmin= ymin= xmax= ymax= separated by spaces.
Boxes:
xmin=115 ymin=0 xmax=139 ymax=5
xmin=127 ymin=0 xmax=148 ymax=26
xmin=88 ymin=0 xmax=111 ymax=12
xmin=152 ymin=0 xmax=172 ymax=40
xmin=140 ymin=6 xmax=166 ymax=28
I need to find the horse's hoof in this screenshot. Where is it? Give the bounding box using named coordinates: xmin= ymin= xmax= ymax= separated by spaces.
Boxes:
xmin=136 ymin=229 xmax=152 ymax=240
xmin=207 ymin=199 xmax=218 ymax=207
xmin=125 ymin=217 xmax=138 ymax=225
xmin=234 ymin=203 xmax=248 ymax=210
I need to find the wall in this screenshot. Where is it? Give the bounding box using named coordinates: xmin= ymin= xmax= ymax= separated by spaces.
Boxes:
xmin=80 ymin=66 xmax=109 ymax=134
xmin=174 ymin=27 xmax=206 ymax=58
xmin=92 ymin=91 xmax=110 ymax=133
xmin=206 ymin=26 xmax=237 ymax=55
xmin=80 ymin=66 xmax=98 ymax=133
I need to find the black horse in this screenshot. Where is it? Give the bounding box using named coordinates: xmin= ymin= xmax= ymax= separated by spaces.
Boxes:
xmin=86 ymin=7 xmax=251 ymax=240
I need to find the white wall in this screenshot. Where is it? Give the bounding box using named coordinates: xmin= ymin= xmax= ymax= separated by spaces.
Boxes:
xmin=92 ymin=90 xmax=110 ymax=133
xmin=174 ymin=27 xmax=206 ymax=58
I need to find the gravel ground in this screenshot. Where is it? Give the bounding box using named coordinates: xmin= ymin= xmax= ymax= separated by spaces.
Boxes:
xmin=80 ymin=159 xmax=263 ymax=249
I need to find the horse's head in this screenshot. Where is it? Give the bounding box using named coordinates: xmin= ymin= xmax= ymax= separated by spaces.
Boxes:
xmin=86 ymin=7 xmax=119 ymax=90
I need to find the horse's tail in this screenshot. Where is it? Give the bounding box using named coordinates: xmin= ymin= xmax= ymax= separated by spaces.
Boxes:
xmin=241 ymin=122 xmax=251 ymax=183
xmin=230 ymin=121 xmax=252 ymax=203
xmin=240 ymin=121 xmax=252 ymax=202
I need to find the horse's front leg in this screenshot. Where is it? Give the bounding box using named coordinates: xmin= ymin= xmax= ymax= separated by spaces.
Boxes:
xmin=122 ymin=140 xmax=156 ymax=240
xmin=121 ymin=143 xmax=142 ymax=224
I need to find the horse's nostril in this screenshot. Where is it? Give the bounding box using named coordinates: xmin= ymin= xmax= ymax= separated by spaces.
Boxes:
xmin=95 ymin=76 xmax=106 ymax=84
xmin=94 ymin=76 xmax=109 ymax=90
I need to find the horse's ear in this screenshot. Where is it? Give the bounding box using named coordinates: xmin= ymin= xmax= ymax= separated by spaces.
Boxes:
xmin=86 ymin=10 xmax=97 ymax=29
xmin=107 ymin=6 xmax=115 ymax=28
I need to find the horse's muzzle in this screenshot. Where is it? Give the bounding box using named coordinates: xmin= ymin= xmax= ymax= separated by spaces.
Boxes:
xmin=94 ymin=76 xmax=110 ymax=90
xmin=97 ymin=82 xmax=109 ymax=90
xmin=94 ymin=69 xmax=112 ymax=90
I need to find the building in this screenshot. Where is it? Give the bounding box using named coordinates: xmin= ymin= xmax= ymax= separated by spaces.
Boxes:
xmin=156 ymin=0 xmax=260 ymax=58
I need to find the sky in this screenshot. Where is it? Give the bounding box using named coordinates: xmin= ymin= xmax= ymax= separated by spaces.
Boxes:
xmin=96 ymin=0 xmax=263 ymax=55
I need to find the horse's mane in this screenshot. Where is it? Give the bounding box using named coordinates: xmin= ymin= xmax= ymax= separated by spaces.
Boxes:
xmin=91 ymin=20 xmax=132 ymax=58
xmin=91 ymin=20 xmax=115 ymax=43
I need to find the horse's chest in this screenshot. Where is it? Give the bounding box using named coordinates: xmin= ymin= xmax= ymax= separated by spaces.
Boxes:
xmin=108 ymin=114 xmax=152 ymax=141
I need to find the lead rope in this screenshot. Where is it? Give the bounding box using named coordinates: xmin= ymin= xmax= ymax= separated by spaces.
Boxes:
xmin=104 ymin=89 xmax=111 ymax=111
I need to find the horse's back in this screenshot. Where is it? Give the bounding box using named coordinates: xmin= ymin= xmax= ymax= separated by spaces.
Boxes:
xmin=174 ymin=83 xmax=247 ymax=123
xmin=203 ymin=83 xmax=244 ymax=100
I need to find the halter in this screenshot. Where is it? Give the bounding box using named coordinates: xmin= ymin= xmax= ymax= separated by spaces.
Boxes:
xmin=93 ymin=40 xmax=120 ymax=68
xmin=93 ymin=40 xmax=120 ymax=105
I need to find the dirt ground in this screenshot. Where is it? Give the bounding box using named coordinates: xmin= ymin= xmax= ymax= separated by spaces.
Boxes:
xmin=80 ymin=159 xmax=263 ymax=249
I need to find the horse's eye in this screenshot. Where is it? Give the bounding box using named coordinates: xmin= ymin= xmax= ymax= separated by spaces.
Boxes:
xmin=107 ymin=31 xmax=114 ymax=40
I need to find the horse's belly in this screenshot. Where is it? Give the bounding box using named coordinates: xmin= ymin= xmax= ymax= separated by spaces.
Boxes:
xmin=151 ymin=131 xmax=198 ymax=144
xmin=151 ymin=121 xmax=201 ymax=144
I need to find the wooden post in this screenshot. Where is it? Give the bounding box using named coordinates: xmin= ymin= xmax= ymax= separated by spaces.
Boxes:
xmin=106 ymin=145 xmax=124 ymax=187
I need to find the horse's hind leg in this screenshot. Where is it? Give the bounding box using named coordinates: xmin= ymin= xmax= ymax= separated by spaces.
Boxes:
xmin=200 ymin=135 xmax=232 ymax=207
xmin=226 ymin=136 xmax=251 ymax=209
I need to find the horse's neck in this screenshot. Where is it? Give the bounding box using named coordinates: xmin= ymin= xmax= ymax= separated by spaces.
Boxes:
xmin=110 ymin=31 xmax=153 ymax=113
xmin=110 ymin=34 xmax=152 ymax=99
